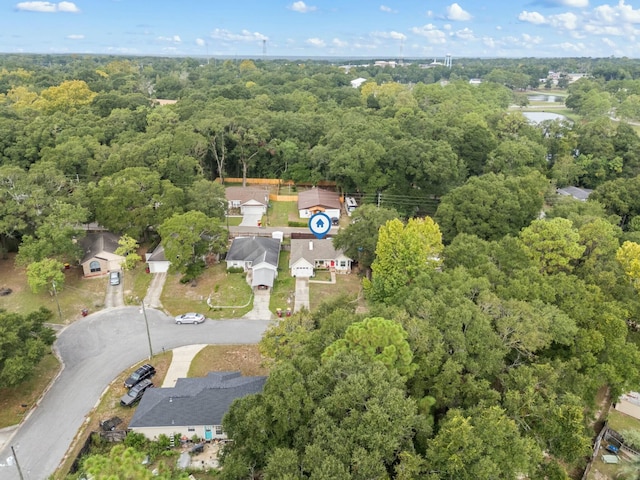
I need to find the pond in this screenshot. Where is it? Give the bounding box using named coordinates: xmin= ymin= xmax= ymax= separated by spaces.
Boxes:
xmin=528 ymin=94 xmax=564 ymax=103
xmin=522 ymin=111 xmax=568 ymax=124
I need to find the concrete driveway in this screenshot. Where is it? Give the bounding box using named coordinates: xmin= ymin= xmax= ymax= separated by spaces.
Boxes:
xmin=294 ymin=277 xmax=310 ymax=312
xmin=239 ymin=213 xmax=262 ymax=227
xmin=243 ymin=288 xmax=274 ymax=320
xmin=104 ymin=275 xmax=124 ymax=308
xmin=143 ymin=272 xmax=167 ymax=309
xmin=0 ymin=307 xmax=271 ymax=480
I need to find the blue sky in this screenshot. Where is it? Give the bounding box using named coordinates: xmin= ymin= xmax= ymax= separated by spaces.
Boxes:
xmin=1 ymin=0 xmax=639 ymax=58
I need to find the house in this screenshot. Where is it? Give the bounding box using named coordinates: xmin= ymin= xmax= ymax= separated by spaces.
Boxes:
xmin=78 ymin=232 xmax=125 ymax=278
xmin=128 ymin=372 xmax=266 ymax=441
xmin=225 ymin=187 xmax=269 ymax=216
xmin=289 ymin=239 xmax=352 ymax=278
xmin=145 ymin=244 xmax=171 ymax=273
xmin=557 ymin=186 xmax=593 ymax=201
xmin=225 ymin=236 xmax=281 ymax=288
xmin=350 ymin=77 xmax=367 ymax=88
xmin=297 ymin=188 xmax=341 ymax=220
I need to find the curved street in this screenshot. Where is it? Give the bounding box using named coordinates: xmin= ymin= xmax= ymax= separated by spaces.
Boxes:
xmin=0 ymin=307 xmax=271 ymax=480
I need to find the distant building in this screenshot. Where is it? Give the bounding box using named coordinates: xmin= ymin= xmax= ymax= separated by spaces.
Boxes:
xmin=350 ymin=77 xmax=367 ymax=88
xmin=79 ymin=232 xmax=124 ymax=278
xmin=557 ymin=186 xmax=593 ymax=202
xmin=297 ymin=188 xmax=341 ymax=219
xmin=225 ymin=236 xmax=281 ymax=289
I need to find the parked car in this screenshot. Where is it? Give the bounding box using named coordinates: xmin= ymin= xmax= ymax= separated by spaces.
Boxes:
xmin=109 ymin=271 xmax=121 ymax=286
xmin=175 ymin=312 xmax=205 ymax=324
xmin=120 ymin=379 xmax=153 ymax=407
xmin=123 ymin=363 xmax=156 ymax=388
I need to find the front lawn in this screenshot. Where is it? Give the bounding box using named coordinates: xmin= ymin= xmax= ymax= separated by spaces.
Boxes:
xmin=124 ymin=262 xmax=153 ymax=305
xmin=0 ymin=254 xmax=107 ymax=323
xmin=309 ymin=273 xmax=362 ymax=311
xmin=268 ymin=201 xmax=298 ymax=227
xmin=161 ymin=263 xmax=253 ymax=319
xmin=188 ymin=345 xmax=269 ymax=378
xmin=270 ymin=250 xmax=295 ymax=313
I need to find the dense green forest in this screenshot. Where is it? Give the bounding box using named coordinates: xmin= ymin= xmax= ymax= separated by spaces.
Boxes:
xmin=3 ymin=54 xmax=640 ymax=478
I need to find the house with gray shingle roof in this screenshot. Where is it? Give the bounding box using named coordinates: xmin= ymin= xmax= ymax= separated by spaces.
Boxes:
xmin=225 ymin=187 xmax=269 ymax=215
xmin=225 ymin=236 xmax=281 ymax=288
xmin=145 ymin=244 xmax=171 ymax=273
xmin=289 ymin=239 xmax=352 ymax=278
xmin=128 ymin=372 xmax=266 ymax=441
xmin=557 ymin=186 xmax=593 ymax=202
xmin=297 ymin=188 xmax=342 ymax=219
xmin=78 ymin=232 xmax=125 ymax=278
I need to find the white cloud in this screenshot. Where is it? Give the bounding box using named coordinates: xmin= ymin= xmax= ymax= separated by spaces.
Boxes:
xmin=583 ymin=23 xmax=626 ymax=35
xmin=210 ymin=29 xmax=268 ymax=42
xmin=289 ymin=1 xmax=316 ymax=13
xmin=66 ymin=34 xmax=83 ymax=39
xmin=446 ymin=3 xmax=472 ymax=21
xmin=157 ymin=35 xmax=182 ymax=43
xmin=483 ymin=36 xmax=497 ymax=48
xmin=519 ymin=11 xmax=546 ymax=24
xmin=15 ymin=1 xmax=79 ymax=12
xmin=332 ymin=38 xmax=348 ymax=47
xmin=522 ymin=33 xmax=543 ymax=44
xmin=57 ymin=1 xmax=78 ymax=12
xmin=411 ymin=24 xmax=447 ymax=43
xmin=380 ymin=5 xmax=396 ymax=13
xmin=592 ymin=0 xmax=640 ymax=24
xmin=555 ymin=41 xmax=585 ymax=51
xmin=306 ymin=37 xmax=325 ymax=47
xmin=372 ymin=30 xmax=407 ymax=40
xmin=195 ymin=38 xmax=206 ymax=47
xmin=454 ymin=27 xmax=475 ymax=40
xmin=426 ymin=10 xmax=433 ymax=17
xmin=555 ymin=0 xmax=589 ymax=6
xmin=602 ymin=37 xmax=617 ymax=47
xmin=548 ymin=12 xmax=579 ymax=29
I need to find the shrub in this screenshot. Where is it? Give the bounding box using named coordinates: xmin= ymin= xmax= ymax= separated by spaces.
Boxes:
xmin=288 ymin=220 xmax=308 ymax=227
xmin=227 ymin=266 xmax=245 ymax=274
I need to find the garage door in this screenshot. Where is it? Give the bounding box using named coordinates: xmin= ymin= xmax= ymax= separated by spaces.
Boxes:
xmin=242 ymin=205 xmax=264 ymax=215
xmin=293 ymin=266 xmax=313 ymax=278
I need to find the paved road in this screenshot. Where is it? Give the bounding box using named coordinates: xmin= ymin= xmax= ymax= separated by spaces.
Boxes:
xmin=0 ymin=307 xmax=271 ymax=480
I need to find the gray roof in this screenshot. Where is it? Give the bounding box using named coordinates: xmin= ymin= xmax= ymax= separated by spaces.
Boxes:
xmin=225 ymin=187 xmax=269 ymax=206
xmin=129 ymin=372 xmax=266 ymax=428
xmin=79 ymin=232 xmax=122 ymax=264
xmin=289 ymin=239 xmax=350 ymax=267
xmin=147 ymin=244 xmax=167 ymax=262
xmin=226 ymin=237 xmax=280 ymax=267
xmin=298 ymin=188 xmax=341 ymax=210
xmin=557 ymin=186 xmax=593 ymax=201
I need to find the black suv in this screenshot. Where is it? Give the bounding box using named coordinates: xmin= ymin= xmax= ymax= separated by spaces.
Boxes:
xmin=124 ymin=363 xmax=156 ymax=388
xmin=120 ymin=379 xmax=154 ymax=407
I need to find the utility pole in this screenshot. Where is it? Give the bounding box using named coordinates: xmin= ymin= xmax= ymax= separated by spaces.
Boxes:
xmin=11 ymin=446 xmax=25 ymax=480
xmin=377 ymin=192 xmax=382 ymax=208
xmin=141 ymin=301 xmax=153 ymax=359
xmin=52 ymin=281 xmax=63 ymax=322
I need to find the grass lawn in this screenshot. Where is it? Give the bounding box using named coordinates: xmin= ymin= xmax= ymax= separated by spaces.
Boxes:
xmin=270 ymin=250 xmax=296 ymax=313
xmin=226 ymin=215 xmax=243 ymax=227
xmin=0 ymin=254 xmax=107 ymax=323
xmin=268 ymin=201 xmax=298 ymax=227
xmin=309 ymin=273 xmax=363 ymax=311
xmin=124 ymin=262 xmax=153 ymax=305
xmin=189 ymin=345 xmax=269 ymax=378
xmin=0 ymin=352 xmax=60 ymax=428
xmin=607 ymin=408 xmax=640 ymax=433
xmin=161 ymin=263 xmax=253 ymax=319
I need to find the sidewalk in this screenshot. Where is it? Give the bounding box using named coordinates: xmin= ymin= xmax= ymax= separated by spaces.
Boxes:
xmin=162 ymin=344 xmax=208 ymax=388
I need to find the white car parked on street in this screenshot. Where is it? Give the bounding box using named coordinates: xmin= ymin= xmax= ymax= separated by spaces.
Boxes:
xmin=174 ymin=312 xmax=205 ymax=324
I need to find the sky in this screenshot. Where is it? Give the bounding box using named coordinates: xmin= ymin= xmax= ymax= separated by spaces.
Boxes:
xmin=1 ymin=0 xmax=640 ymax=59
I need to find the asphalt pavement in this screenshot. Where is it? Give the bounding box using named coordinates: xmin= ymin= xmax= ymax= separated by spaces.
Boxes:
xmin=0 ymin=307 xmax=271 ymax=480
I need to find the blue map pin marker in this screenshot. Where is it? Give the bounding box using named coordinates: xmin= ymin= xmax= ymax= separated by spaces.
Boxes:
xmin=309 ymin=212 xmax=332 ymax=239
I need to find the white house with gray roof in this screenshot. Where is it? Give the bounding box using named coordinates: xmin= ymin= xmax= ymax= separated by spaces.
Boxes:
xmin=289 ymin=239 xmax=352 ymax=278
xmin=225 ymin=236 xmax=281 ymax=288
xmin=128 ymin=372 xmax=266 ymax=441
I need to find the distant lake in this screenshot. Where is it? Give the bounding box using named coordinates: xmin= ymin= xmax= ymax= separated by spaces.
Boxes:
xmin=523 ymin=111 xmax=568 ymax=124
xmin=528 ymin=94 xmax=564 ymax=103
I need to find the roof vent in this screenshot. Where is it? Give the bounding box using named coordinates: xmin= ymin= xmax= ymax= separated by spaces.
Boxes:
xmin=169 ymin=397 xmax=172 ymax=403
xmin=309 ymin=241 xmax=313 ymax=251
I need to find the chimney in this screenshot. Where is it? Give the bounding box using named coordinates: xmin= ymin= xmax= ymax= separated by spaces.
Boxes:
xmin=309 ymin=241 xmax=313 ymax=251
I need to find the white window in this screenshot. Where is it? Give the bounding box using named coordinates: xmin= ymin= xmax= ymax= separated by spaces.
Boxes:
xmin=215 ymin=425 xmax=223 ymax=435
xmin=188 ymin=427 xmax=195 ymax=432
